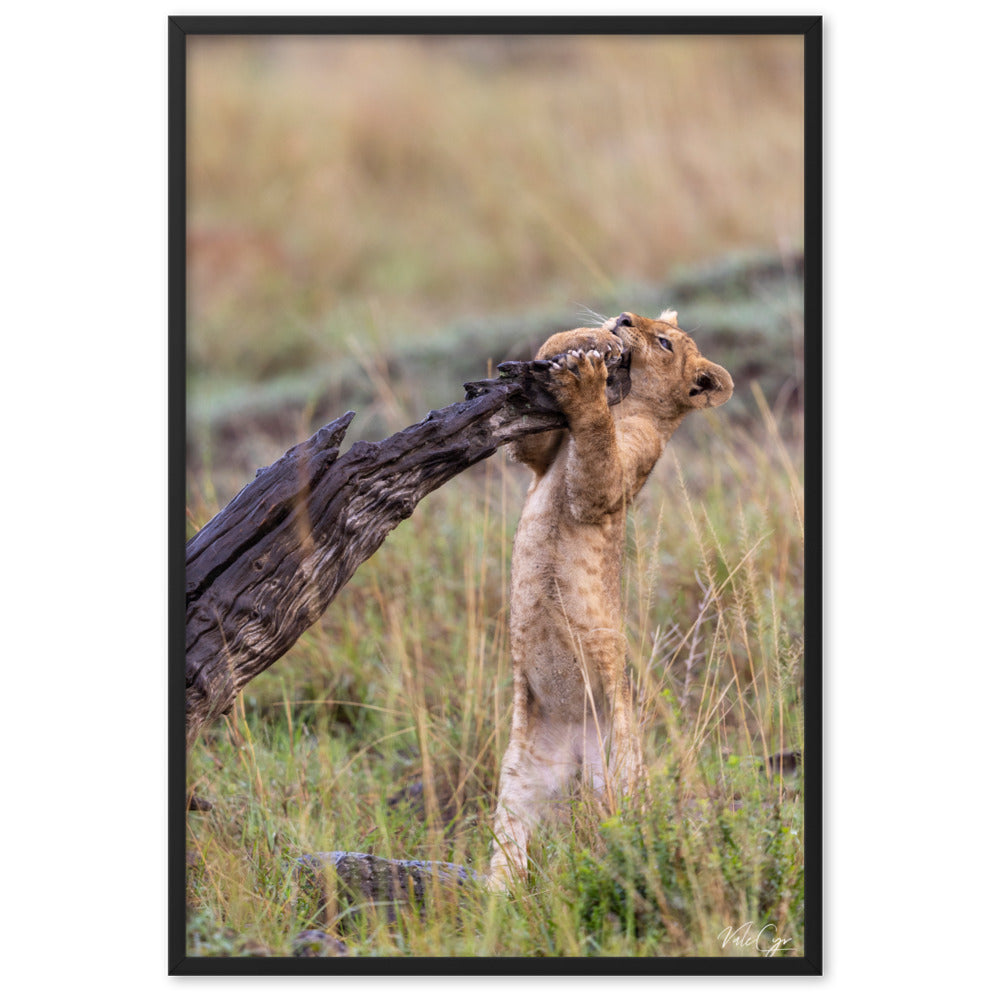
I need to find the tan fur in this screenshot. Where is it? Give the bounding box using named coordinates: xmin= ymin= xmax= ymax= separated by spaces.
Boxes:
xmin=487 ymin=311 xmax=733 ymax=888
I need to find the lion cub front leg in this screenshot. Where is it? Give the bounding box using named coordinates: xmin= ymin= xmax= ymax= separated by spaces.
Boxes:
xmin=508 ymin=329 xmax=622 ymax=477
xmin=548 ymin=348 xmax=626 ymax=522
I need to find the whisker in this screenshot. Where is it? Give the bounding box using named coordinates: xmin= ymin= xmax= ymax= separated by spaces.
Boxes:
xmin=573 ymin=303 xmax=608 ymax=326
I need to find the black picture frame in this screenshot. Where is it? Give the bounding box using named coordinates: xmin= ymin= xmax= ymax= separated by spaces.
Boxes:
xmin=170 ymin=14 xmax=822 ymax=975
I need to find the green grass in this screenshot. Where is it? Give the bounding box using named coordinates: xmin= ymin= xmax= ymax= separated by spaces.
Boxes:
xmin=185 ymin=383 xmax=805 ymax=959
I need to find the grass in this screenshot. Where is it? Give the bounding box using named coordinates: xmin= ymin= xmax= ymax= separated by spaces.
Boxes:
xmin=185 ymin=381 xmax=805 ymax=959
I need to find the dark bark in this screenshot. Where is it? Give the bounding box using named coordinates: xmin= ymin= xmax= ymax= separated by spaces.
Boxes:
xmin=295 ymin=851 xmax=481 ymax=927
xmin=185 ymin=352 xmax=631 ymax=748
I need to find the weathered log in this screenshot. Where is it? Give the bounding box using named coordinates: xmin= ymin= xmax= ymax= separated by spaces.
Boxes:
xmin=294 ymin=851 xmax=481 ymax=927
xmin=185 ymin=352 xmax=631 ymax=747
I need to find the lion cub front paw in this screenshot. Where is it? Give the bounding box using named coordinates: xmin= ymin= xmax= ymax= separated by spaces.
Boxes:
xmin=536 ymin=329 xmax=623 ymax=365
xmin=548 ymin=349 xmax=610 ymax=418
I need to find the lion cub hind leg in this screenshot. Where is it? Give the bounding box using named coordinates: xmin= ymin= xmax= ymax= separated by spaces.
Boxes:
xmin=578 ymin=629 xmax=648 ymax=809
xmin=607 ymin=704 xmax=649 ymax=807
xmin=487 ymin=723 xmax=579 ymax=890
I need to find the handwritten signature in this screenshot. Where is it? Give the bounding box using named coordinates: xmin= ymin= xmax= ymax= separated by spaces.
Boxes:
xmin=718 ymin=922 xmax=793 ymax=957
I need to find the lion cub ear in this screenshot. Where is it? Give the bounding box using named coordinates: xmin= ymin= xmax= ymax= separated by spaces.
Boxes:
xmin=658 ymin=309 xmax=679 ymax=326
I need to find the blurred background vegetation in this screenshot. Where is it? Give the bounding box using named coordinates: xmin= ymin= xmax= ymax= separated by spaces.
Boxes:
xmin=185 ymin=32 xmax=807 ymax=959
xmin=187 ymin=34 xmax=803 ymax=497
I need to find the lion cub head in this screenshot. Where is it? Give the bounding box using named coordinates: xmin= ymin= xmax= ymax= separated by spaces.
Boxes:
xmin=604 ymin=310 xmax=734 ymax=418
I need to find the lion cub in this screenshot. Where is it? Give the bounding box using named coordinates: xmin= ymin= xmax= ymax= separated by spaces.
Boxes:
xmin=487 ymin=310 xmax=733 ymax=888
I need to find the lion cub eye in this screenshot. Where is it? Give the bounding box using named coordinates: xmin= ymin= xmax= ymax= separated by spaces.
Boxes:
xmin=657 ymin=336 xmax=673 ymax=351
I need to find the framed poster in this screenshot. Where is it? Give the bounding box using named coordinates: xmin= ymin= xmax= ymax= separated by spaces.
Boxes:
xmin=171 ymin=14 xmax=821 ymax=974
